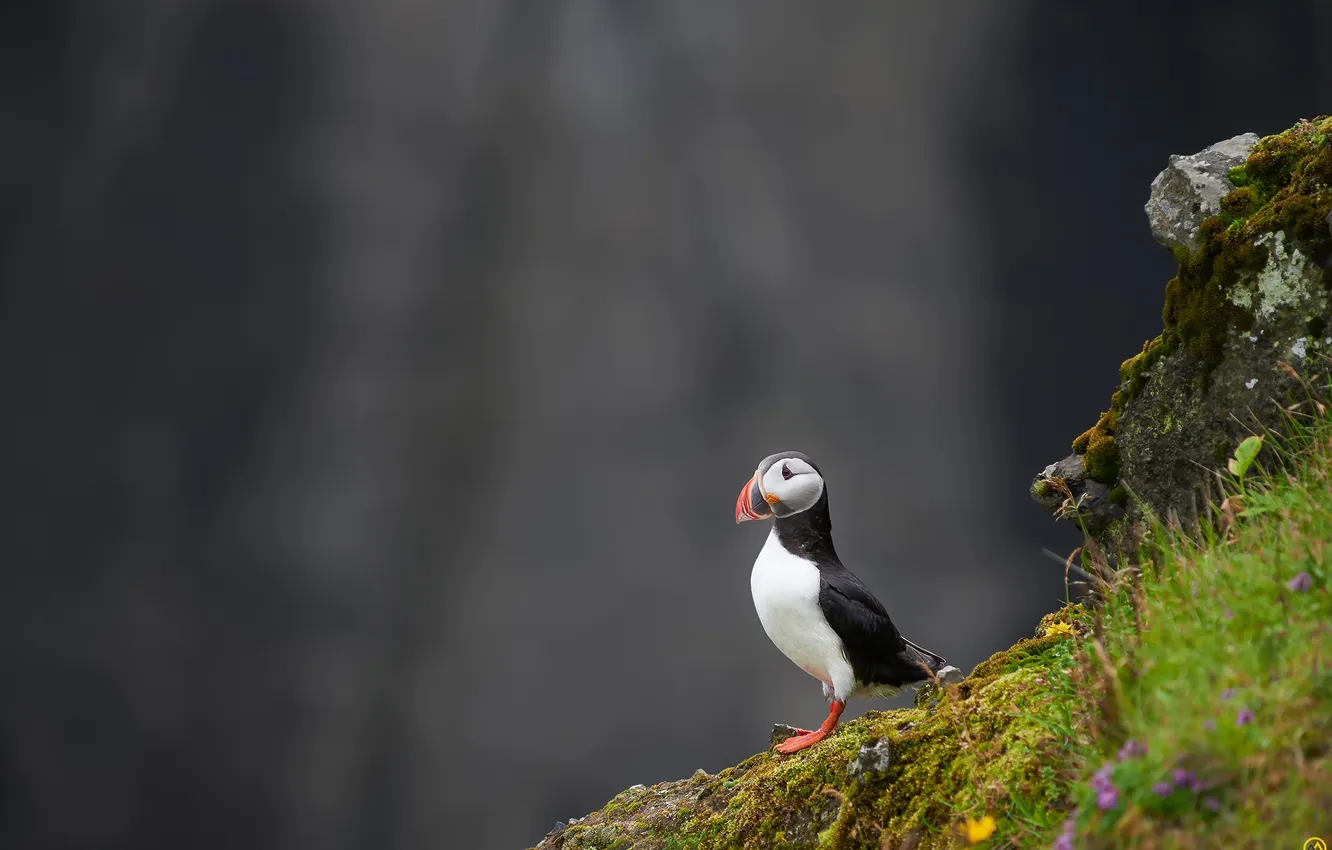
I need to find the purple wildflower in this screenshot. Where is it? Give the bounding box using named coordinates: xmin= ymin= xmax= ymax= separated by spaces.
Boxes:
xmin=1204 ymin=796 xmax=1221 ymax=812
xmin=1053 ymin=814 xmax=1076 ymax=850
xmin=1053 ymin=825 xmax=1075 ymax=850
xmin=1203 ymin=719 xmax=1216 ymax=731
xmin=1116 ymin=739 xmax=1147 ymax=760
xmin=1091 ymin=763 xmax=1118 ymax=810
xmin=1235 ymin=707 xmax=1254 ymax=726
xmin=1096 ymin=788 xmax=1118 ymax=810
xmin=1172 ymin=768 xmax=1195 ymax=788
xmin=1191 ymin=582 xmax=1198 ymax=599
xmin=1189 ymin=778 xmax=1205 ymax=793
xmin=1152 ymin=781 xmax=1173 ymax=796
xmin=1091 ymin=763 xmax=1115 ymax=792
xmin=1223 ymin=609 xmax=1234 ymax=619
xmin=1288 ymin=572 xmax=1313 ymax=592
xmin=1220 ymin=687 xmax=1236 ymax=701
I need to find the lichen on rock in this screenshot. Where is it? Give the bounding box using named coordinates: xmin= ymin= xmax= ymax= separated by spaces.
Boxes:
xmin=1033 ymin=117 xmax=1332 ymax=554
xmin=1240 ymin=230 xmax=1322 ymax=319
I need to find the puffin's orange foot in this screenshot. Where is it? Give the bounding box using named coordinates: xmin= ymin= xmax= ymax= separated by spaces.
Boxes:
xmin=774 ymin=728 xmax=829 ymax=754
xmin=772 ymin=700 xmax=845 ymax=755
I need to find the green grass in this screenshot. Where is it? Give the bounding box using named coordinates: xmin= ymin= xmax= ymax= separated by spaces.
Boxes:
xmin=1061 ymin=387 xmax=1332 ymax=848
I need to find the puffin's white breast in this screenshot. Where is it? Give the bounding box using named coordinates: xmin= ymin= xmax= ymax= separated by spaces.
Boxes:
xmin=749 ymin=529 xmax=855 ymax=698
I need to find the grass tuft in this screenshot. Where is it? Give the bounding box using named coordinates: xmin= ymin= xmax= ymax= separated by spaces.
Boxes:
xmin=1063 ymin=370 xmax=1332 ymax=846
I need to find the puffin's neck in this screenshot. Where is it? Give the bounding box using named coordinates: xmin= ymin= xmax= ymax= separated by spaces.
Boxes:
xmin=772 ymin=490 xmax=838 ymax=562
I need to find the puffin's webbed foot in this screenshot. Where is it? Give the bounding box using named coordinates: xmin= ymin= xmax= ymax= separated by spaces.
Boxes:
xmin=771 ymin=700 xmax=845 ymax=755
xmin=774 ymin=729 xmax=828 ymax=754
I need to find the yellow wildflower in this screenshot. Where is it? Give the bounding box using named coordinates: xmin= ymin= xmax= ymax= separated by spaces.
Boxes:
xmin=1044 ymin=621 xmax=1075 ymax=637
xmin=961 ymin=814 xmax=996 ymax=844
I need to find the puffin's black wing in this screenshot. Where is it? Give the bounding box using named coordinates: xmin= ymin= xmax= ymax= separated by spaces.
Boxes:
xmin=818 ymin=567 xmax=944 ymax=688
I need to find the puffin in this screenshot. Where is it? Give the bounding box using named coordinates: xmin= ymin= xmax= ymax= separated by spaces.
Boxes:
xmin=734 ymin=450 xmax=954 ymax=754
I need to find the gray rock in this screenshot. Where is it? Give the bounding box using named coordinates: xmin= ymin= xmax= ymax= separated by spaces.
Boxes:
xmin=935 ymin=665 xmax=965 ymax=686
xmin=1144 ymin=132 xmax=1258 ymax=253
xmin=1030 ymin=453 xmax=1123 ymax=535
xmin=769 ymin=723 xmax=804 ymax=748
xmin=847 ymin=737 xmax=891 ymax=777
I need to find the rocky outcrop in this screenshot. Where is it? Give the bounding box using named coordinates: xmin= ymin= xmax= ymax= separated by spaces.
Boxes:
xmin=1144 ymin=133 xmax=1260 ymax=253
xmin=1033 ymin=118 xmax=1332 ymax=553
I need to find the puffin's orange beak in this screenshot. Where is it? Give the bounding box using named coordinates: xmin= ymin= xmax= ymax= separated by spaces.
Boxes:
xmin=735 ymin=474 xmax=774 ymax=523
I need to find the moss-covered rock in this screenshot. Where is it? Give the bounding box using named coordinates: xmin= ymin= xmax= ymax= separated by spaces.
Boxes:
xmin=1033 ymin=118 xmax=1332 ymax=555
xmin=531 ymin=607 xmax=1091 ymax=850
xmin=1144 ymin=132 xmax=1261 ymax=253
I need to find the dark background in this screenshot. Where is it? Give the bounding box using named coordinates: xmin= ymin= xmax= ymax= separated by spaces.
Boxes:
xmin=3 ymin=2 xmax=1328 ymax=849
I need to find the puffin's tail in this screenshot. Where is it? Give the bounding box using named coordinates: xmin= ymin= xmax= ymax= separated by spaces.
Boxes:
xmin=901 ymin=637 xmax=948 ymax=677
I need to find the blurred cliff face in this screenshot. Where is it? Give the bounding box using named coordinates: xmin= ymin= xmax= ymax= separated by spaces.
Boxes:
xmin=2 ymin=2 xmax=1327 ymax=849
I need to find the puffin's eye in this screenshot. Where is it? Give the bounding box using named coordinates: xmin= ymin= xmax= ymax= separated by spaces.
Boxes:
xmin=781 ymin=464 xmax=793 ymax=480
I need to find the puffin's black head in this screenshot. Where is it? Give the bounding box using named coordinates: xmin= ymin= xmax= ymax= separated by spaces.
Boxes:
xmin=734 ymin=451 xmax=826 ymax=523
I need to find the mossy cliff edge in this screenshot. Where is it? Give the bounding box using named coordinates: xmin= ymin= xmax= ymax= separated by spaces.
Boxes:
xmin=528 ymin=120 xmax=1332 ymax=850
xmin=532 ymin=611 xmax=1089 ymax=850
xmin=1031 ymin=118 xmax=1332 ymax=553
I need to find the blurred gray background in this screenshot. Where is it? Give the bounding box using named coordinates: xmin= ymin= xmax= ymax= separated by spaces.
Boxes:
xmin=2 ymin=2 xmax=1328 ymax=849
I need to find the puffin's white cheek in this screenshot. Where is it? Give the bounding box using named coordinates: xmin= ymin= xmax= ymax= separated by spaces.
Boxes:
xmin=786 ymin=476 xmax=823 ymax=511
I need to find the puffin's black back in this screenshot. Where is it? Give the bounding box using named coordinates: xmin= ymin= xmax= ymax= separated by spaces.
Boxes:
xmin=773 ymin=485 xmax=946 ymax=688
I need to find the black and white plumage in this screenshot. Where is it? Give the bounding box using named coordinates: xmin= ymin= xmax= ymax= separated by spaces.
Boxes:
xmin=735 ymin=451 xmax=954 ymax=753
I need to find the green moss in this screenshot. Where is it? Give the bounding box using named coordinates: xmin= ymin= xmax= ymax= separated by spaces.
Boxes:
xmin=1162 ymin=218 xmax=1259 ymax=367
xmin=1108 ymin=486 xmax=1128 ymax=507
xmin=966 ymin=634 xmax=1063 ymax=682
xmin=545 ymin=608 xmax=1091 ymax=849
xmin=1082 ymin=431 xmax=1120 ymax=482
xmin=1071 ymin=405 xmax=1125 ymax=482
xmin=1119 ymin=336 xmax=1170 ymax=395
xmin=1218 ymin=186 xmax=1257 ymax=223
xmin=1242 ymin=131 xmax=1306 ymax=187
xmin=1071 ymin=406 xmax=1123 ymax=483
